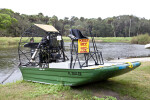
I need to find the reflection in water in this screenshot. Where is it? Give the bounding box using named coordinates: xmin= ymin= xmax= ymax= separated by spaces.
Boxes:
xmin=0 ymin=42 xmax=150 ymax=84
xmin=0 ymin=47 xmax=21 ymax=84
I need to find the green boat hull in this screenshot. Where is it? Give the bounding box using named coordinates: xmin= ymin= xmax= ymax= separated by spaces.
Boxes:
xmin=19 ymin=62 xmax=141 ymax=86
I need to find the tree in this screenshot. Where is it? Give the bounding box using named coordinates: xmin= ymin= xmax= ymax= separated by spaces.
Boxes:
xmin=2 ymin=8 xmax=150 ymax=37
xmin=0 ymin=14 xmax=17 ymax=29
xmin=0 ymin=9 xmax=17 ymax=36
xmin=70 ymin=16 xmax=78 ymax=27
xmin=64 ymin=25 xmax=70 ymax=36
xmin=106 ymin=18 xmax=116 ymax=37
xmin=129 ymin=15 xmax=133 ymax=37
xmin=80 ymin=17 xmax=85 ymax=22
xmin=48 ymin=15 xmax=58 ymax=27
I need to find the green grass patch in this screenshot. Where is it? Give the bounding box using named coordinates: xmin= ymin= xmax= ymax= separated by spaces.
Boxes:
xmin=0 ymin=37 xmax=131 ymax=46
xmin=0 ymin=37 xmax=20 ymax=45
xmin=131 ymin=33 xmax=150 ymax=44
xmin=92 ymin=62 xmax=150 ymax=100
xmin=62 ymin=37 xmax=131 ymax=43
xmin=0 ymin=37 xmax=42 ymax=48
xmin=0 ymin=37 xmax=131 ymax=49
xmin=0 ymin=80 xmax=117 ymax=100
xmin=93 ymin=37 xmax=131 ymax=43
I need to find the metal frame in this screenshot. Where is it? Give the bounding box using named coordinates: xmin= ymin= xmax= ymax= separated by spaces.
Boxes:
xmin=18 ymin=24 xmax=68 ymax=67
xmin=69 ymin=27 xmax=104 ymax=69
xmin=69 ymin=39 xmax=104 ymax=69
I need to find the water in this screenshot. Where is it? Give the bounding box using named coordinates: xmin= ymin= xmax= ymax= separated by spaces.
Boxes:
xmin=0 ymin=42 xmax=150 ymax=84
xmin=0 ymin=47 xmax=22 ymax=84
xmin=99 ymin=43 xmax=150 ymax=60
xmin=64 ymin=42 xmax=150 ymax=60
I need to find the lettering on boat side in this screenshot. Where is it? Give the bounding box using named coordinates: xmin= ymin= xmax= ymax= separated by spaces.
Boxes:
xmin=68 ymin=72 xmax=82 ymax=76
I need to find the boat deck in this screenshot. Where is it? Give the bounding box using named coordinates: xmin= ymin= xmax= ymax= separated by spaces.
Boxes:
xmin=22 ymin=58 xmax=141 ymax=69
xmin=47 ymin=61 xmax=123 ymax=69
xmin=21 ymin=61 xmax=126 ymax=69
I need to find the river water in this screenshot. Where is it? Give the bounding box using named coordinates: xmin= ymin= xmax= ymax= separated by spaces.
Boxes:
xmin=0 ymin=42 xmax=150 ymax=84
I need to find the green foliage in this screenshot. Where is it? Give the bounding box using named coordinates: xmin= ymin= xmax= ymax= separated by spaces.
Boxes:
xmin=0 ymin=9 xmax=18 ymax=36
xmin=0 ymin=13 xmax=17 ymax=29
xmin=1 ymin=8 xmax=150 ymax=37
xmin=131 ymin=33 xmax=150 ymax=44
xmin=0 ymin=9 xmax=14 ymax=15
xmin=93 ymin=20 xmax=113 ymax=37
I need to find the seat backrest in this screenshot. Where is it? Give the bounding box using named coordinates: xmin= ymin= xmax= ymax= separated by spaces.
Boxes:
xmin=69 ymin=29 xmax=87 ymax=40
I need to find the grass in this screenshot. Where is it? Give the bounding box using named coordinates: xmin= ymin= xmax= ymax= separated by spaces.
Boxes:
xmin=0 ymin=37 xmax=131 ymax=49
xmin=0 ymin=37 xmax=42 ymax=45
xmin=0 ymin=37 xmax=42 ymax=48
xmin=92 ymin=61 xmax=150 ymax=100
xmin=93 ymin=37 xmax=132 ymax=43
xmin=0 ymin=37 xmax=131 ymax=46
xmin=0 ymin=61 xmax=150 ymax=100
xmin=131 ymin=33 xmax=150 ymax=44
xmin=0 ymin=81 xmax=116 ymax=100
xmin=63 ymin=37 xmax=132 ymax=43
xmin=0 ymin=37 xmax=20 ymax=45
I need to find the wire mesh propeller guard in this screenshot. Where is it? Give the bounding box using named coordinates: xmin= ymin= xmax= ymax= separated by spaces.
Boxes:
xmin=18 ymin=24 xmax=68 ymax=68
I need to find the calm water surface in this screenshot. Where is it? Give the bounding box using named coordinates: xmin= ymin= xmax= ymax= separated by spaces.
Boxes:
xmin=0 ymin=42 xmax=150 ymax=84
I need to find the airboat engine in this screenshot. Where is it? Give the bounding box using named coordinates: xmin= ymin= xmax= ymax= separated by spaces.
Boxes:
xmin=18 ymin=24 xmax=68 ymax=68
xmin=38 ymin=34 xmax=62 ymax=63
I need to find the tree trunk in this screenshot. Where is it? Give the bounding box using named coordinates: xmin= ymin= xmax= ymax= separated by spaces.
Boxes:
xmin=129 ymin=19 xmax=131 ymax=37
xmin=137 ymin=23 xmax=140 ymax=36
xmin=111 ymin=22 xmax=116 ymax=37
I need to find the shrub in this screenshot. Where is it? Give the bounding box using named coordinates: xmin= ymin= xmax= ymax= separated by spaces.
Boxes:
xmin=131 ymin=33 xmax=150 ymax=44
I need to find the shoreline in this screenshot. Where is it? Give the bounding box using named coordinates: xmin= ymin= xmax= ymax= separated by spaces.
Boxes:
xmin=110 ymin=57 xmax=150 ymax=63
xmin=0 ymin=37 xmax=132 ymax=46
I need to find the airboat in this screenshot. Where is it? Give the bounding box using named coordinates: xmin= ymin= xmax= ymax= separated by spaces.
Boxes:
xmin=18 ymin=24 xmax=141 ymax=86
xmin=145 ymin=43 xmax=150 ymax=49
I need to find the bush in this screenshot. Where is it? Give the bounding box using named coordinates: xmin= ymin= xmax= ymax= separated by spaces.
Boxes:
xmin=131 ymin=33 xmax=150 ymax=44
